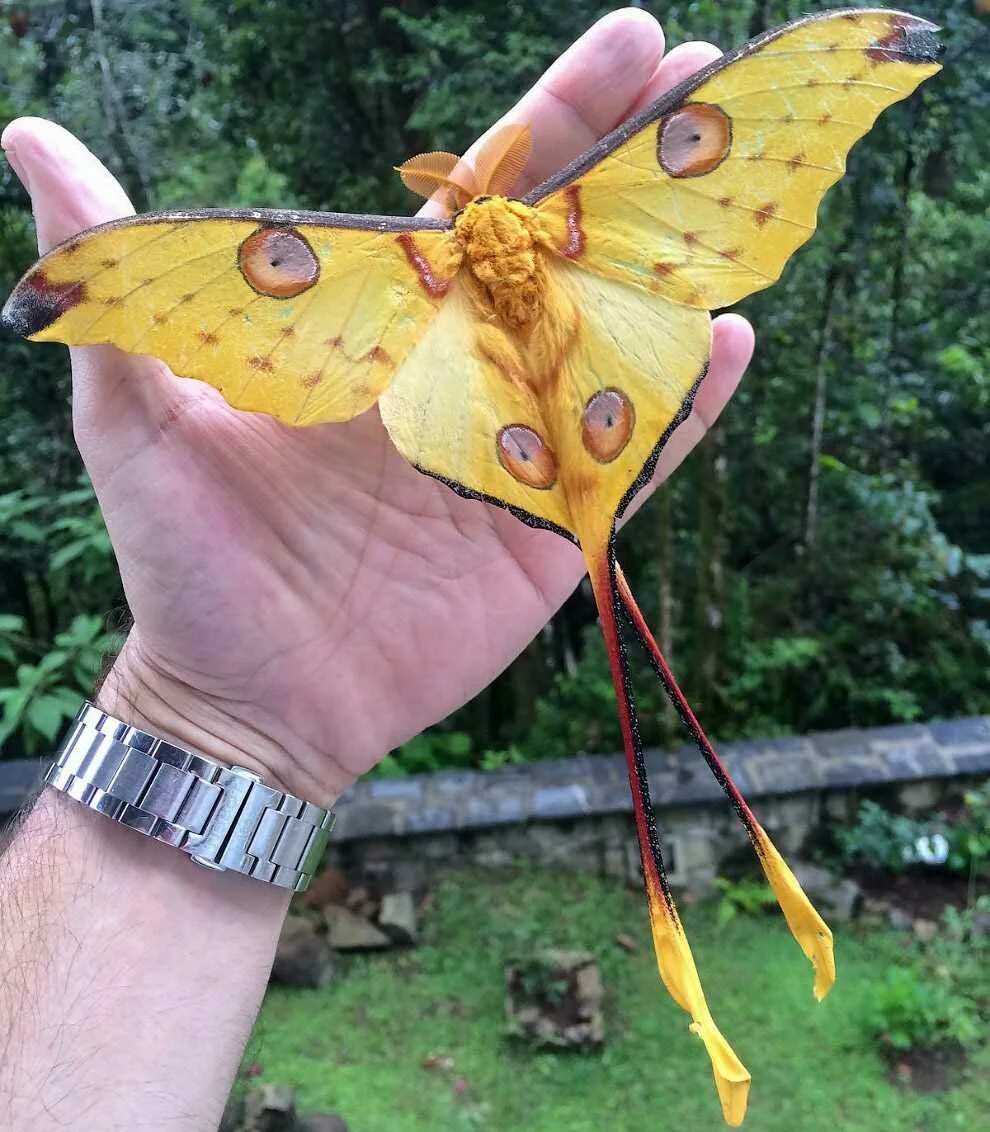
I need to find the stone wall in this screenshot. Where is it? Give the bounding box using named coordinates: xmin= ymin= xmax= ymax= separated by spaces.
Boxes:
xmin=326 ymin=717 xmax=990 ymax=895
xmin=2 ymin=717 xmax=988 ymax=894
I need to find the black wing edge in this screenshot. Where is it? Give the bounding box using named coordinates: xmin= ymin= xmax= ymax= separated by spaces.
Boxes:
xmin=522 ymin=7 xmax=943 ymax=206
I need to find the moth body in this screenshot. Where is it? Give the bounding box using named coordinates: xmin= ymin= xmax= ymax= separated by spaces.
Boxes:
xmin=453 ymin=196 xmax=549 ymax=330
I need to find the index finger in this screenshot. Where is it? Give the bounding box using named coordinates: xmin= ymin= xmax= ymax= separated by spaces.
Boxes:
xmin=419 ymin=7 xmax=665 ymax=216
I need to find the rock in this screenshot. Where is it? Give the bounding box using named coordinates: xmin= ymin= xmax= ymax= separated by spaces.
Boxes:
xmin=361 ymin=859 xmax=427 ymax=899
xmin=242 ymin=1084 xmax=297 ymax=1132
xmin=297 ymin=867 xmax=349 ymax=910
xmin=272 ymin=914 xmax=335 ymax=989
xmin=913 ymin=917 xmax=938 ymax=943
xmin=790 ymin=860 xmax=861 ymax=923
xmin=505 ymin=950 xmax=604 ymax=1049
xmin=344 ymin=885 xmax=370 ymax=911
xmin=888 ymin=907 xmax=913 ymax=932
xmin=827 ymin=878 xmax=863 ymax=924
xmin=325 ymin=904 xmax=391 ymax=950
xmin=299 ymin=1116 xmax=349 ymax=1132
xmin=378 ymin=892 xmax=418 ymax=944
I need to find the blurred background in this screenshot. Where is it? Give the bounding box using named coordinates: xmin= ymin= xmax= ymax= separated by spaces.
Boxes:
xmin=0 ymin=3 xmax=987 ymax=1131
xmin=0 ymin=0 xmax=987 ymax=767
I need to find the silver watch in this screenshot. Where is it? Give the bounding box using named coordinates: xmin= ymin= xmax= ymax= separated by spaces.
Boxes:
xmin=46 ymin=701 xmax=334 ymax=891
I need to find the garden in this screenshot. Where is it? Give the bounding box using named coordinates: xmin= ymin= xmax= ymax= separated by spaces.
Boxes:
xmin=0 ymin=4 xmax=987 ymax=1129
xmin=228 ymin=785 xmax=990 ymax=1131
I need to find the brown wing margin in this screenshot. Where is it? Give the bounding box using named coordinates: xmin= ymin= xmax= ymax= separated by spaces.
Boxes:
xmin=521 ymin=7 xmax=943 ymax=207
xmin=26 ymin=206 xmax=452 ymax=259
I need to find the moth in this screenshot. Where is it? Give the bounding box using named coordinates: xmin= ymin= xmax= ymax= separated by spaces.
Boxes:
xmin=2 ymin=8 xmax=942 ymax=1125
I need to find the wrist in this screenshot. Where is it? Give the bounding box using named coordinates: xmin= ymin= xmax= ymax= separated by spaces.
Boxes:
xmin=97 ymin=634 xmax=345 ymax=808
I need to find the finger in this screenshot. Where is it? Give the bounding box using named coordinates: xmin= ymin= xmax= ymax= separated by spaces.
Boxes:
xmin=2 ymin=117 xmax=176 ymax=457
xmin=419 ymin=7 xmax=665 ymax=216
xmin=655 ymin=313 xmax=755 ymax=482
xmin=2 ymin=116 xmax=134 ymax=254
xmin=618 ymin=313 xmax=754 ymax=526
xmin=629 ymin=39 xmax=723 ymax=113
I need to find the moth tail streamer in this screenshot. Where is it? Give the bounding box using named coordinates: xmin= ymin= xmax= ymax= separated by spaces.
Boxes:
xmin=613 ymin=563 xmax=835 ymax=1003
xmin=585 ymin=536 xmax=750 ymax=1127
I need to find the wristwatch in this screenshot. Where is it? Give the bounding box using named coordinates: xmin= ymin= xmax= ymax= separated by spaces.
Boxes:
xmin=45 ymin=701 xmax=334 ymax=891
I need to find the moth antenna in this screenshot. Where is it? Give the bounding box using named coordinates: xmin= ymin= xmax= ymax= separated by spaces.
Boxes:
xmin=473 ymin=122 xmax=532 ymax=197
xmin=613 ymin=561 xmax=835 ymax=1003
xmin=584 ymin=536 xmax=750 ymax=1127
xmin=395 ymin=151 xmax=477 ymax=210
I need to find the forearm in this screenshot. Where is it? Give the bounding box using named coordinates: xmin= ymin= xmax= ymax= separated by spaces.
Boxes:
xmin=0 ymin=708 xmax=292 ymax=1131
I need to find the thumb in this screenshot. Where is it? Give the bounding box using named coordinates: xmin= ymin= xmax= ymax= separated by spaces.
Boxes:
xmin=3 ymin=117 xmax=179 ymax=463
xmin=2 ymin=116 xmax=134 ymax=253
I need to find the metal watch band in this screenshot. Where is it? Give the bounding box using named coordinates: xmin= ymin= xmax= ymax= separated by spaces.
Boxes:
xmin=46 ymin=701 xmax=334 ymax=892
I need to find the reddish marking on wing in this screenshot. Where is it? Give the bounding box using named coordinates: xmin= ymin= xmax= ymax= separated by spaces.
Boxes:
xmin=755 ymin=202 xmax=777 ymax=227
xmin=867 ymin=14 xmax=925 ymax=64
xmin=325 ymin=335 xmax=344 ymax=350
xmin=363 ymin=345 xmax=393 ymax=366
xmin=247 ymin=355 xmax=274 ymax=372
xmin=100 ymin=257 xmax=119 ymax=268
xmin=5 ymin=270 xmax=87 ymax=336
xmin=560 ymin=185 xmax=586 ymax=259
xmin=818 ymin=112 xmax=833 ymax=125
xmin=718 ymin=247 xmax=741 ymax=262
xmin=786 ymin=153 xmax=806 ymax=174
xmin=301 ymin=373 xmax=323 ymax=388
xmin=198 ymin=331 xmax=219 ymax=345
xmin=683 ymin=231 xmax=699 ymax=247
xmin=718 ymin=195 xmax=734 ymax=209
xmin=153 ymin=312 xmax=169 ymax=325
xmin=396 ymin=234 xmax=450 ymax=298
xmin=653 ymin=261 xmax=676 ymax=277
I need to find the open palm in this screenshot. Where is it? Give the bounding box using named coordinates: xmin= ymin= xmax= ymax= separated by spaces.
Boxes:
xmin=4 ymin=10 xmax=753 ymax=804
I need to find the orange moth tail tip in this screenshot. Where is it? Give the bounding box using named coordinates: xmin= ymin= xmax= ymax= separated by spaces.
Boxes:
xmin=754 ymin=827 xmax=837 ymax=1001
xmin=689 ymin=1019 xmax=752 ymax=1126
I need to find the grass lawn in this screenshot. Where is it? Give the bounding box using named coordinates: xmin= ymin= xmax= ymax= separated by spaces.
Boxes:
xmin=246 ymin=867 xmax=988 ymax=1131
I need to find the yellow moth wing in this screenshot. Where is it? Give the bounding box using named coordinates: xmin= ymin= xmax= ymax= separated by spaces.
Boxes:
xmin=378 ymin=275 xmax=576 ymax=536
xmin=531 ymin=9 xmax=942 ymax=309
xmin=379 ymin=249 xmax=709 ymax=545
xmin=3 ymin=211 xmax=461 ymax=425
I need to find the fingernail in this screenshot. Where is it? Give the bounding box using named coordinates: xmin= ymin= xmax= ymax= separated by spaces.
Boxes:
xmin=3 ymin=144 xmax=31 ymax=193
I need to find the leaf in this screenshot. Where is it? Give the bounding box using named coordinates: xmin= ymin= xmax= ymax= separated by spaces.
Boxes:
xmin=27 ymin=694 xmax=70 ymax=741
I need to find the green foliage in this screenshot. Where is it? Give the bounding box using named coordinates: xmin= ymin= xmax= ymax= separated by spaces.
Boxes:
xmin=0 ymin=614 xmax=121 ymax=752
xmin=249 ymin=867 xmax=990 ymax=1131
xmin=865 ymin=966 xmax=979 ymax=1053
xmin=0 ymin=476 xmax=123 ymax=756
xmin=714 ymin=875 xmax=776 ymax=926
xmin=946 ymin=785 xmax=990 ymax=879
xmin=1 ymin=0 xmax=989 ymax=766
xmin=835 ymin=801 xmax=937 ymax=874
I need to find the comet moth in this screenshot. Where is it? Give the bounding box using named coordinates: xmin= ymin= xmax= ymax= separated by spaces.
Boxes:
xmin=2 ymin=9 xmax=942 ymax=1124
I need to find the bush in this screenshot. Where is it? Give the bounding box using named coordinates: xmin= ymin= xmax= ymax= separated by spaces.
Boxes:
xmin=866 ymin=966 xmax=979 ymax=1052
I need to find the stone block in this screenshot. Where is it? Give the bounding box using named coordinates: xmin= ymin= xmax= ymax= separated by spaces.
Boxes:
xmin=271 ymin=914 xmax=335 ymax=989
xmin=505 ymin=950 xmax=604 ymax=1049
xmin=532 ymin=784 xmax=590 ymax=819
xmin=325 ymin=905 xmax=390 ymax=950
xmin=897 ymin=780 xmax=942 ymax=815
xmin=242 ymin=1084 xmax=296 ymax=1132
xmin=378 ymin=892 xmax=417 ymax=944
xmin=930 ymin=716 xmax=990 ymax=751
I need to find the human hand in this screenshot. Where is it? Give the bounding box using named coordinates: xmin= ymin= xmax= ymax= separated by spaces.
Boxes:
xmin=2 ymin=9 xmax=753 ymax=805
